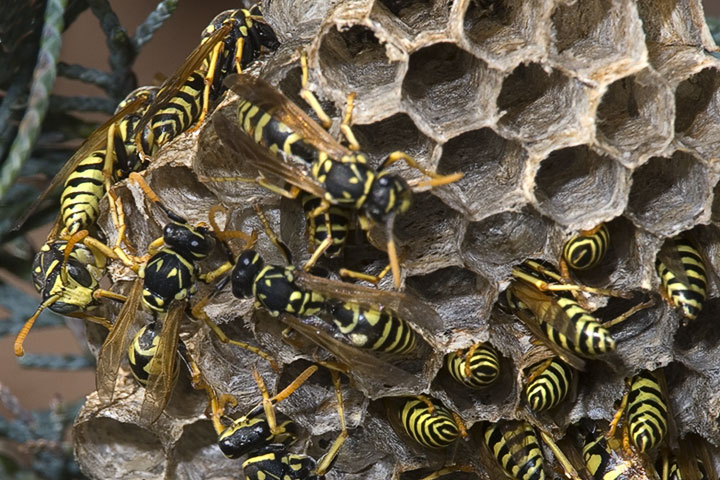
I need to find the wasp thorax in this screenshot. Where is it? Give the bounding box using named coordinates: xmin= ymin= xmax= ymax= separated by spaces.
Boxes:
xmin=364 ymin=173 xmax=412 ymax=222
xmin=232 ymin=250 xmax=264 ymax=298
xmin=163 ymin=223 xmax=214 ymax=259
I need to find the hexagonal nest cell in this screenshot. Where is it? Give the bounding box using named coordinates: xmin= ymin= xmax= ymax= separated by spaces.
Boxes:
xmin=70 ymin=0 xmax=720 ymax=479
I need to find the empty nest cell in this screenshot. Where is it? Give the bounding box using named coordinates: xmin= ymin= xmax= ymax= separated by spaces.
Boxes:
xmin=374 ymin=0 xmax=451 ymax=36
xmin=674 ymin=66 xmax=720 ymax=159
xmin=496 ymin=62 xmax=590 ymax=152
xmin=636 ymin=0 xmax=713 ymax=48
xmin=317 ymin=25 xmax=402 ymax=112
xmin=533 ymin=145 xmax=630 ymax=228
xmin=435 ymin=128 xmax=527 ymax=221
xmin=550 ymin=0 xmax=645 ymax=82
xmin=462 ymin=0 xmax=552 ymax=67
xmin=595 ymin=69 xmax=674 ymax=166
xmin=401 ymin=42 xmax=497 ymax=141
xmin=626 ymin=151 xmax=712 ymax=236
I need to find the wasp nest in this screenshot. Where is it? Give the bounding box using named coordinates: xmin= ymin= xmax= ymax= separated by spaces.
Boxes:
xmin=74 ymin=0 xmax=720 ymax=478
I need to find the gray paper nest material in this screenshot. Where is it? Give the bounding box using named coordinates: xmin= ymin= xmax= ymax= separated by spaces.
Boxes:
xmin=76 ymin=0 xmax=720 ymax=478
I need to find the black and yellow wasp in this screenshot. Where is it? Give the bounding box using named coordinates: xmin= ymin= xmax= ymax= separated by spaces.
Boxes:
xmin=562 ymin=224 xmax=610 ymax=272
xmin=207 ymin=61 xmax=462 ymax=288
xmin=655 ymin=237 xmax=707 ymax=323
xmin=445 ymin=342 xmax=501 ymax=390
xmin=95 ymin=173 xmax=261 ymax=423
xmin=523 ymin=356 xmax=574 ymax=413
xmin=133 ymin=4 xmax=279 ymax=161
xmin=13 ymin=239 xmax=127 ymax=356
xmin=483 ymin=420 xmax=546 ymax=480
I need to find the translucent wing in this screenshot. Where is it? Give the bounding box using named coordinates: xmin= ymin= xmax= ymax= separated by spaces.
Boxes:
xmin=279 ymin=314 xmax=423 ymax=392
xmin=139 ymin=302 xmax=182 ymax=424
xmin=96 ymin=278 xmax=144 ymax=402
xmin=223 ymin=74 xmax=354 ymax=160
xmin=133 ymin=23 xmax=233 ymax=156
xmin=294 ymin=271 xmax=443 ymax=334
xmin=13 ymin=95 xmax=151 ymax=232
xmin=510 ymin=283 xmax=586 ymax=371
xmin=657 ymin=240 xmax=692 ymax=287
xmin=211 ymin=113 xmax=327 ymax=198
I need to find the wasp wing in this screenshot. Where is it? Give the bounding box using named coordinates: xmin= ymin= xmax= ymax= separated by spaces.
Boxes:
xmin=279 ymin=314 xmax=424 ymax=393
xmin=13 ymin=95 xmax=151 ymax=232
xmin=223 ymin=74 xmax=354 ymax=161
xmin=139 ymin=302 xmax=183 ymax=424
xmin=657 ymin=240 xmax=693 ymax=287
xmin=133 ymin=23 xmax=233 ymax=156
xmin=211 ymin=113 xmax=327 ymax=198
xmin=294 ymin=271 xmax=443 ymax=336
xmin=96 ymin=278 xmax=144 ymax=403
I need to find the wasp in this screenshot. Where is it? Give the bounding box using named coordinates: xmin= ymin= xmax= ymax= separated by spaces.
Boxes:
xmin=483 ymin=420 xmax=546 ymax=480
xmin=655 ymin=238 xmax=707 ymax=323
xmin=95 ymin=173 xmax=261 ymax=423
xmin=133 ymin=4 xmax=279 ymax=161
xmin=523 ymin=356 xmax=574 ymax=413
xmin=562 ymin=224 xmax=610 ymax=272
xmin=13 ymin=239 xmax=127 ymax=356
xmin=392 ymin=396 xmax=465 ymax=450
xmin=445 ymin=342 xmax=501 ymax=389
xmin=206 ymin=51 xmax=462 ymax=288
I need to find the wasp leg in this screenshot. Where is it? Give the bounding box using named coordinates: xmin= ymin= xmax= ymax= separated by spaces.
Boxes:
xmin=383 ymin=151 xmax=463 ymax=188
xmin=192 ymin=296 xmax=279 ymax=371
xmin=315 ymin=370 xmax=348 ymax=476
xmin=187 ymin=41 xmax=223 ymax=135
xmin=417 ymin=395 xmax=436 ymax=416
xmin=340 ymin=92 xmax=360 ymax=151
xmin=525 ymin=357 xmax=554 ymax=385
xmin=463 ymin=343 xmax=480 ymax=380
xmin=607 ymin=378 xmax=631 ymax=441
xmin=253 ymin=364 xmax=318 ymax=435
xmin=199 ymin=262 xmax=234 ymax=284
xmin=233 ymin=36 xmax=245 ymax=73
xmin=187 ymin=350 xmax=238 ymax=435
xmin=514 ymin=263 xmax=631 ymax=299
xmin=539 ymin=430 xmax=583 ymax=480
xmin=14 ymin=294 xmax=61 ymax=357
xmin=419 ymin=466 xmax=474 ymax=480
xmin=299 ymin=50 xmax=331 ymax=129
xmin=451 ymin=411 xmax=468 ymax=439
xmin=602 ymin=299 xmax=655 ymax=329
xmin=253 ymin=204 xmax=293 ymax=264
xmin=65 ymin=311 xmax=113 ymax=330
xmin=339 ymin=263 xmax=393 ymax=286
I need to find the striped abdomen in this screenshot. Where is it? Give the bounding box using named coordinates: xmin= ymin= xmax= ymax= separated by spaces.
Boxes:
xmin=253 ymin=265 xmax=325 ymax=317
xmin=328 ymin=300 xmax=416 ymax=354
xmin=400 ymin=398 xmax=459 ymax=449
xmin=301 ymin=193 xmax=351 ymax=258
xmin=236 ymin=98 xmax=318 ymax=163
xmin=61 ymin=149 xmax=107 ymax=235
xmin=484 ymin=421 xmax=545 ymax=480
xmin=627 ymin=370 xmax=667 ymax=453
xmin=446 ymin=343 xmax=500 ymax=389
xmin=538 ymin=296 xmax=615 ymax=355
xmin=582 ymin=431 xmax=633 ymax=480
xmin=656 ymin=240 xmax=707 ymax=321
xmin=149 ymin=71 xmax=205 ymax=153
xmin=563 ymin=224 xmax=609 ymax=271
xmin=524 ymin=358 xmax=573 ymax=412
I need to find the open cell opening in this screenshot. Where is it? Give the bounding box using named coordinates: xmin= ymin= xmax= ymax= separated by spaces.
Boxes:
xmin=461 ymin=207 xmax=550 ymax=277
xmin=551 ymin=0 xmax=643 ymax=78
xmin=352 ymin=113 xmax=434 ymax=173
xmin=596 ymin=71 xmax=673 ymax=166
xmin=674 ymin=67 xmax=720 ymax=159
xmin=534 ymin=145 xmax=629 ymax=227
xmin=318 ymin=25 xmax=401 ymax=94
xmin=496 ymin=63 xmax=587 ymax=148
xmin=463 ymin=0 xmax=549 ymax=64
xmin=402 ymin=42 xmax=491 ymax=140
xmin=626 ymin=151 xmax=710 ymax=235
xmin=436 ymin=128 xmax=527 ymax=221
xmin=376 ymin=0 xmax=450 ymax=33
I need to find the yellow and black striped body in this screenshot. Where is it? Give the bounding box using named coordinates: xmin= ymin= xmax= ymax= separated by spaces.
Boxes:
xmin=626 ymin=370 xmax=667 ymax=453
xmin=656 ymin=240 xmax=707 ymax=321
xmin=657 ymin=453 xmax=707 ymax=480
xmin=60 ymin=150 xmax=107 ymax=235
xmin=231 ymin=250 xmax=325 ymax=317
xmin=582 ymin=429 xmax=634 ymax=480
xmin=219 ymin=414 xmax=297 ymax=459
xmin=509 ymin=261 xmax=616 ymax=356
xmin=326 ymin=300 xmax=416 ymax=354
xmin=524 ymin=358 xmax=573 ymax=412
xmin=445 ymin=343 xmax=501 ymax=389
xmin=113 ymin=86 xmax=158 ymax=179
xmin=563 ymin=224 xmax=610 ymax=271
xmin=242 ymin=445 xmax=320 ymax=480
xmin=300 ymin=192 xmax=351 ymax=259
xmin=484 ymin=420 xmax=545 ymax=480
xmin=147 ymin=71 xmax=205 ymax=155
xmin=127 ymin=323 xmax=181 ymax=386
xmin=32 ymin=241 xmax=105 ymax=314
xmin=399 ymin=397 xmax=460 ymax=449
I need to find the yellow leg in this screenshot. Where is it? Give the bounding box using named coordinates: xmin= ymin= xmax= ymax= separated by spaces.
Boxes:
xmin=513 ymin=265 xmax=632 ymax=299
xmin=187 ymin=350 xmax=237 ymax=435
xmin=187 ymin=41 xmax=222 ymax=134
xmin=417 ymin=395 xmax=436 ymax=416
xmin=340 ymin=92 xmax=360 ymax=151
xmin=451 ymin=411 xmax=468 ymax=439
xmin=463 ymin=344 xmax=480 ymax=380
xmin=253 ymin=203 xmax=292 ymax=264
xmin=199 ymin=261 xmax=233 ymax=284
xmin=299 ymin=50 xmax=331 ymax=129
xmin=233 ymin=37 xmax=245 ymax=74
xmin=65 ymin=311 xmax=112 ymax=330
xmin=339 ymin=264 xmax=392 ymax=286
xmin=383 ymin=151 xmax=463 ymax=187
xmin=315 ymin=370 xmax=348 ymax=476
xmin=539 ymin=430 xmax=583 ymax=480
xmin=14 ymin=295 xmax=61 ymax=356
xmin=525 ymin=358 xmax=554 ymax=384
xmin=607 ymin=379 xmax=630 ymax=441
xmin=253 ymin=364 xmax=318 ymax=435
xmin=387 ymin=236 xmax=402 ymax=289
xmin=602 ymin=299 xmax=655 ymax=329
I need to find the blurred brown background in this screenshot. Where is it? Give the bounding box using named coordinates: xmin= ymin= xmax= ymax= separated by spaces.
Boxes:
xmin=1 ymin=0 xmax=720 ymax=412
